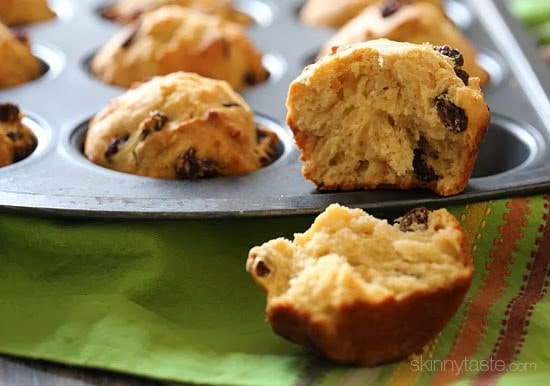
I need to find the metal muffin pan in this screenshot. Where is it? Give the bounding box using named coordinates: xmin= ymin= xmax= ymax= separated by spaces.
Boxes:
xmin=0 ymin=0 xmax=549 ymax=218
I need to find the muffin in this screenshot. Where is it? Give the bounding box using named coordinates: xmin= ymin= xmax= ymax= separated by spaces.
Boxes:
xmin=91 ymin=5 xmax=269 ymax=90
xmin=286 ymin=39 xmax=490 ymax=196
xmin=318 ymin=0 xmax=489 ymax=86
xmin=247 ymin=204 xmax=473 ymax=366
xmin=300 ymin=0 xmax=442 ymax=28
xmin=0 ymin=23 xmax=42 ymax=89
xmin=101 ymin=0 xmax=251 ymax=25
xmin=0 ymin=0 xmax=55 ymax=26
xmin=0 ymin=103 xmax=38 ymax=167
xmin=84 ymin=72 xmax=278 ymax=179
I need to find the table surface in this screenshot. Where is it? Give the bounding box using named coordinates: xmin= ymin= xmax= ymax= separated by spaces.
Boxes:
xmin=0 ymin=356 xmax=164 ymax=386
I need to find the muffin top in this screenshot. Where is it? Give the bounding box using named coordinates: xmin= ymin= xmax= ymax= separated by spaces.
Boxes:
xmin=300 ymin=0 xmax=442 ymax=28
xmin=318 ymin=0 xmax=489 ymax=85
xmin=0 ymin=0 xmax=55 ymax=26
xmin=84 ymin=72 xmax=278 ymax=179
xmin=102 ymin=0 xmax=250 ymax=24
xmin=0 ymin=23 xmax=42 ymax=89
xmin=91 ymin=5 xmax=269 ymax=90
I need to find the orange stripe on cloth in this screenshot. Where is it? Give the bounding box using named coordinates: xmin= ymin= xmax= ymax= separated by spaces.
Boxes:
xmin=431 ymin=198 xmax=530 ymax=386
xmin=471 ymin=196 xmax=550 ymax=386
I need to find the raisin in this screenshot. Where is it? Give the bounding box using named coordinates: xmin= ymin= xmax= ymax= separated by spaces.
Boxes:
xmin=259 ymin=156 xmax=271 ymax=166
xmin=455 ymin=68 xmax=470 ymax=85
xmin=413 ymin=148 xmax=439 ymax=182
xmin=435 ymin=93 xmax=468 ymax=133
xmin=398 ymin=207 xmax=430 ymax=232
xmin=380 ymin=0 xmax=408 ymax=17
xmin=0 ymin=103 xmax=20 ymax=122
xmin=255 ymin=126 xmax=280 ymax=166
xmin=120 ymin=22 xmax=141 ymax=49
xmin=222 ymin=101 xmax=241 ymax=108
xmin=12 ymin=30 xmax=29 ymax=44
xmin=141 ymin=129 xmax=151 ymax=140
xmin=220 ymin=38 xmax=231 ymax=58
xmin=104 ymin=133 xmax=129 ymax=160
xmin=256 ymin=126 xmax=268 ymax=144
xmin=433 ymin=45 xmax=464 ymax=68
xmin=13 ymin=136 xmax=37 ymax=162
xmin=175 ymin=148 xmax=219 ymax=179
xmin=243 ymin=72 xmax=256 ymax=86
xmin=255 ymin=260 xmax=271 ymax=277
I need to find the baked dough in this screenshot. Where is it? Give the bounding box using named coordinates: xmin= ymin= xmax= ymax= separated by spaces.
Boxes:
xmin=247 ymin=204 xmax=473 ymax=366
xmin=84 ymin=72 xmax=278 ymax=178
xmin=286 ymin=39 xmax=490 ymax=196
xmin=101 ymin=0 xmax=250 ymax=24
xmin=318 ymin=0 xmax=489 ymax=86
xmin=300 ymin=0 xmax=441 ymax=28
xmin=0 ymin=0 xmax=55 ymax=26
xmin=0 ymin=103 xmax=38 ymax=167
xmin=0 ymin=22 xmax=42 ymax=89
xmin=91 ymin=5 xmax=268 ymax=90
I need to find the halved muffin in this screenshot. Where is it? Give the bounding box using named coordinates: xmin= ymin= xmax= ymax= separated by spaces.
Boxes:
xmin=287 ymin=39 xmax=490 ymax=196
xmin=247 ymin=204 xmax=473 ymax=366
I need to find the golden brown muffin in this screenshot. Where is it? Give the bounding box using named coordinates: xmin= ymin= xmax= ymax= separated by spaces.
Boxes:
xmin=0 ymin=103 xmax=38 ymax=167
xmin=247 ymin=204 xmax=473 ymax=366
xmin=286 ymin=39 xmax=490 ymax=196
xmin=84 ymin=72 xmax=278 ymax=179
xmin=318 ymin=0 xmax=489 ymax=86
xmin=0 ymin=0 xmax=55 ymax=26
xmin=91 ymin=5 xmax=269 ymax=90
xmin=0 ymin=23 xmax=42 ymax=89
xmin=101 ymin=0 xmax=251 ymax=24
xmin=300 ymin=0 xmax=441 ymax=28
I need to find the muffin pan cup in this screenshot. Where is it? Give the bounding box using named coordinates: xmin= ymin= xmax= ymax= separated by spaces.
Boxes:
xmin=0 ymin=0 xmax=549 ymax=218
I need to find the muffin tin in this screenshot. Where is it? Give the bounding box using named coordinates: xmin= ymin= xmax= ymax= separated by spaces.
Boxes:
xmin=0 ymin=0 xmax=549 ymax=218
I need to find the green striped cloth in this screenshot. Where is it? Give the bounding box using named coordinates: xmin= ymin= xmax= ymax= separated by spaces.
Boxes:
xmin=512 ymin=0 xmax=550 ymax=61
xmin=0 ymin=195 xmax=549 ymax=386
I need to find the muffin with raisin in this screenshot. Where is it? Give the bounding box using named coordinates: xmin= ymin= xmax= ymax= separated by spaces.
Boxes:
xmin=286 ymin=39 xmax=490 ymax=196
xmin=300 ymin=0 xmax=441 ymax=28
xmin=0 ymin=103 xmax=38 ymax=167
xmin=0 ymin=0 xmax=55 ymax=26
xmin=0 ymin=23 xmax=42 ymax=89
xmin=318 ymin=0 xmax=489 ymax=86
xmin=247 ymin=204 xmax=473 ymax=366
xmin=101 ymin=0 xmax=250 ymax=25
xmin=84 ymin=72 xmax=278 ymax=179
xmin=91 ymin=5 xmax=268 ymax=90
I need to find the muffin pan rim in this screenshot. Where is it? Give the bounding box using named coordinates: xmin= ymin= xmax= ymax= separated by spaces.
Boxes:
xmin=0 ymin=0 xmax=549 ymax=218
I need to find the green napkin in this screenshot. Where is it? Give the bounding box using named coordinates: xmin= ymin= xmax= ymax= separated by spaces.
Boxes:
xmin=512 ymin=0 xmax=550 ymax=45
xmin=1 ymin=195 xmax=549 ymax=385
